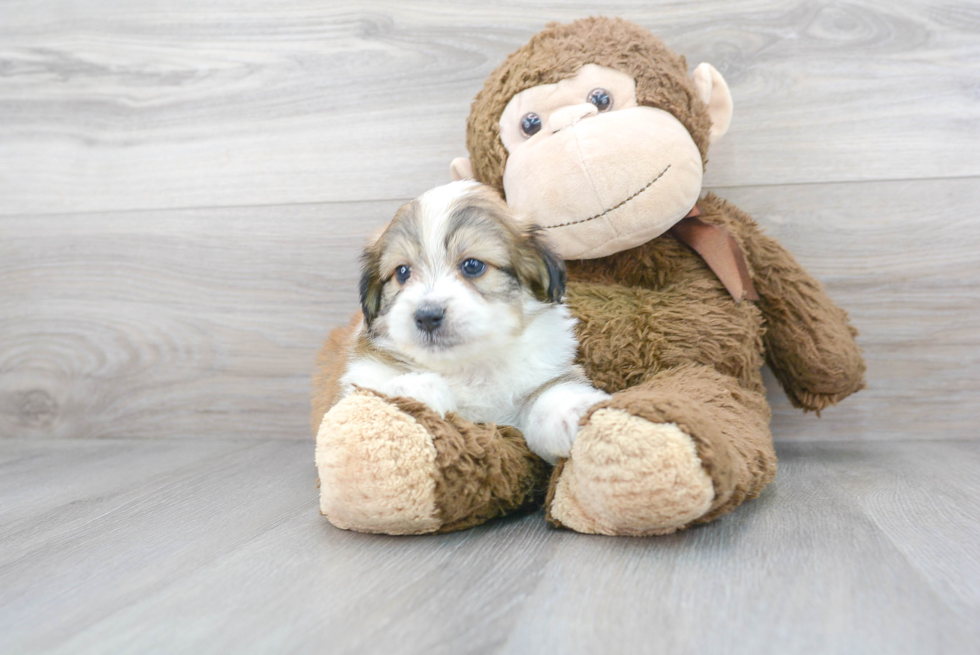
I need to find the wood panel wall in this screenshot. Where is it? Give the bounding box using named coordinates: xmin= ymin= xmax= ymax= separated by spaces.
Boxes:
xmin=2 ymin=0 xmax=978 ymax=441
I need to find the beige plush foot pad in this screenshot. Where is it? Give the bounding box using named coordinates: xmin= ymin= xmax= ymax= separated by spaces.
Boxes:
xmin=548 ymin=408 xmax=714 ymax=536
xmin=315 ymin=391 xmax=441 ymax=535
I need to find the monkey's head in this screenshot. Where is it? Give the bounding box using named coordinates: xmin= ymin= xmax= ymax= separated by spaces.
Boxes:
xmin=451 ymin=17 xmax=733 ymax=259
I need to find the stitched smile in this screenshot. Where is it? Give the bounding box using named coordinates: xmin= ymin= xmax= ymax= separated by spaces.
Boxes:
xmin=542 ymin=164 xmax=671 ymax=229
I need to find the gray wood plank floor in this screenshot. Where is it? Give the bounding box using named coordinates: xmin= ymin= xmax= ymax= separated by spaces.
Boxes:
xmin=1 ymin=438 xmax=978 ymax=654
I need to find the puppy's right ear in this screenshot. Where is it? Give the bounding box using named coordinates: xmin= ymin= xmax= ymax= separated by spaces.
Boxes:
xmin=517 ymin=226 xmax=567 ymax=303
xmin=358 ymin=244 xmax=384 ymax=327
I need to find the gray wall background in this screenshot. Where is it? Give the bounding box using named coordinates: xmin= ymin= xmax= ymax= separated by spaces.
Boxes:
xmin=2 ymin=0 xmax=978 ymax=442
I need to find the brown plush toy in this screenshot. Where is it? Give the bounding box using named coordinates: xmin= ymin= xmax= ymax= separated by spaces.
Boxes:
xmin=312 ymin=17 xmax=865 ymax=536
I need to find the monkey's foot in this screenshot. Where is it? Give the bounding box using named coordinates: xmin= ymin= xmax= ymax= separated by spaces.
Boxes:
xmin=316 ymin=390 xmax=547 ymax=535
xmin=545 ymin=408 xmax=716 ymax=536
xmin=316 ymin=391 xmax=443 ymax=534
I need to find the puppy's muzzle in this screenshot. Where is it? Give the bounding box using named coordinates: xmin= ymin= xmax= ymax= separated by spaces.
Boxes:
xmin=414 ymin=305 xmax=445 ymax=334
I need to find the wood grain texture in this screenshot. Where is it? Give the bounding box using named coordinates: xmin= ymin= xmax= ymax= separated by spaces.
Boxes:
xmin=1 ymin=438 xmax=977 ymax=654
xmin=728 ymin=177 xmax=980 ymax=440
xmin=3 ymin=177 xmax=978 ymax=441
xmin=0 ymin=200 xmax=399 ymax=439
xmin=1 ymin=0 xmax=978 ymax=215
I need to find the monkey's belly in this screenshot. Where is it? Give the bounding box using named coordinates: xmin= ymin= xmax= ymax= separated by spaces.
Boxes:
xmin=565 ymin=280 xmax=765 ymax=394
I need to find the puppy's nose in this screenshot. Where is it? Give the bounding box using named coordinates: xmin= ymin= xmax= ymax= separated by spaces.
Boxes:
xmin=414 ymin=306 xmax=445 ymax=334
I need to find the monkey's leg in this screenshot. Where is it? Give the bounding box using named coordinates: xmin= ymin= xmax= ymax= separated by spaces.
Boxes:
xmin=545 ymin=365 xmax=776 ymax=536
xmin=316 ymin=389 xmax=549 ymax=535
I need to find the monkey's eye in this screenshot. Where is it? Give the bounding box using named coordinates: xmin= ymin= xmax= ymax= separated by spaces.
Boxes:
xmin=520 ymin=112 xmax=542 ymax=137
xmin=395 ymin=265 xmax=411 ymax=284
xmin=587 ymin=88 xmax=612 ymax=112
xmin=460 ymin=258 xmax=487 ymax=278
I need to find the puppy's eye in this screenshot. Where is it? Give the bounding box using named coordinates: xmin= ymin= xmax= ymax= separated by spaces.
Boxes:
xmin=395 ymin=265 xmax=411 ymax=284
xmin=520 ymin=112 xmax=542 ymax=137
xmin=460 ymin=258 xmax=487 ymax=278
xmin=587 ymin=88 xmax=612 ymax=112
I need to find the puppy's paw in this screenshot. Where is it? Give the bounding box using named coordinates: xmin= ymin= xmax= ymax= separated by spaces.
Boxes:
xmin=378 ymin=372 xmax=457 ymax=416
xmin=524 ymin=383 xmax=610 ymax=464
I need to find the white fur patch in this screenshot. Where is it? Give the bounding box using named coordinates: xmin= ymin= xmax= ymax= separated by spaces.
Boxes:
xmin=521 ymin=382 xmax=611 ymax=465
xmin=377 ymin=372 xmax=457 ymax=416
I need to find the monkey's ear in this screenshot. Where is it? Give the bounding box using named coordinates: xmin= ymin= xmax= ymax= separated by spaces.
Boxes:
xmin=450 ymin=157 xmax=474 ymax=181
xmin=692 ymin=63 xmax=733 ymax=142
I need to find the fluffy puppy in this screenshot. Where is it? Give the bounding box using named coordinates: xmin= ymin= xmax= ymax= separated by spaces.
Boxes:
xmin=340 ymin=180 xmax=609 ymax=464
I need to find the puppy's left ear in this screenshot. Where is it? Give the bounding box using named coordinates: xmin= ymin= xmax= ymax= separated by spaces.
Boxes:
xmin=516 ymin=226 xmax=566 ymax=303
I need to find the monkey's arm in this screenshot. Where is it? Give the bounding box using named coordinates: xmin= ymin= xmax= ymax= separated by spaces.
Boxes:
xmin=707 ymin=195 xmax=866 ymax=412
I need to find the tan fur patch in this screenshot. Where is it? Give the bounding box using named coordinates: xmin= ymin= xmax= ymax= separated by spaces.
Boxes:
xmin=315 ymin=391 xmax=441 ymax=535
xmin=548 ymin=408 xmax=714 ymax=536
xmin=310 ymin=312 xmax=361 ymax=435
xmin=443 ymin=187 xmax=565 ymax=303
xmin=375 ymin=202 xmax=423 ymax=281
xmin=360 ymin=201 xmax=423 ymax=325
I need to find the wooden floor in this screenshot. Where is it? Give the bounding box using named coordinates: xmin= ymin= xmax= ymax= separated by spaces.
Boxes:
xmin=2 ymin=1 xmax=979 ymax=653
xmin=1 ymin=439 xmax=978 ymax=654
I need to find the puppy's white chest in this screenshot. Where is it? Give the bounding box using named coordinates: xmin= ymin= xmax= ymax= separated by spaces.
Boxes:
xmin=452 ymin=380 xmax=522 ymax=425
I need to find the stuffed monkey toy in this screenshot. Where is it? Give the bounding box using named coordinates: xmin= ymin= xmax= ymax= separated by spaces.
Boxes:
xmin=312 ymin=17 xmax=865 ymax=536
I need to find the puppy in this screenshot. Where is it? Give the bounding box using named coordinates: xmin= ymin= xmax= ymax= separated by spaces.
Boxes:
xmin=339 ymin=180 xmax=609 ymax=464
